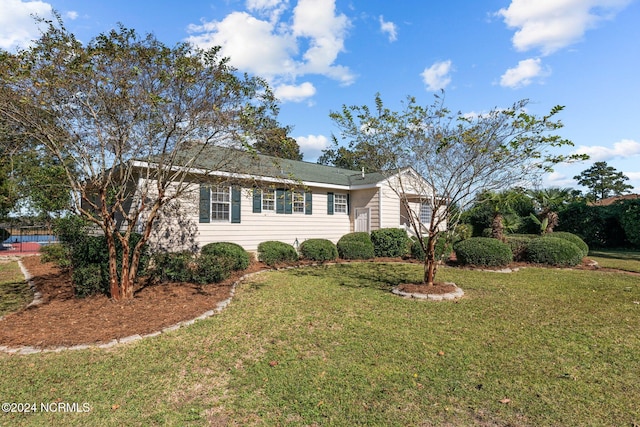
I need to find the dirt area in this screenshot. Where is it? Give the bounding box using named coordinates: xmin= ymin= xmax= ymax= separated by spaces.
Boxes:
xmin=0 ymin=256 xmax=265 ymax=349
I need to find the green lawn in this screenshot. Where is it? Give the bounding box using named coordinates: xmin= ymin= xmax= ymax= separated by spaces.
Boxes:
xmin=0 ymin=261 xmax=31 ymax=316
xmin=1 ymin=263 xmax=639 ymax=426
xmin=589 ymin=249 xmax=640 ymax=273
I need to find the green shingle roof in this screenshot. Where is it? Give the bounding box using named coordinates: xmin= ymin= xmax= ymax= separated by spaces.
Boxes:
xmin=167 ymin=145 xmax=385 ymax=188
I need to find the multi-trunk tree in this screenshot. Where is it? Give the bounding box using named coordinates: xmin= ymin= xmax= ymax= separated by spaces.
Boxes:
xmin=0 ymin=17 xmax=281 ymax=300
xmin=330 ymin=93 xmax=587 ymax=286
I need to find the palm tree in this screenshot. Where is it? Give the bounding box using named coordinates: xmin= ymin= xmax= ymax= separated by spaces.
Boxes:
xmin=481 ymin=189 xmax=527 ymax=242
xmin=527 ymin=188 xmax=572 ymax=234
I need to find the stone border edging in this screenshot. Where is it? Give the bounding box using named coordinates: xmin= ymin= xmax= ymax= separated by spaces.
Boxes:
xmin=392 ymin=282 xmax=464 ymax=301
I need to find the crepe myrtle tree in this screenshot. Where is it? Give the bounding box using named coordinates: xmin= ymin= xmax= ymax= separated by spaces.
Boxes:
xmin=0 ymin=16 xmax=281 ymax=300
xmin=330 ymin=92 xmax=587 ymax=286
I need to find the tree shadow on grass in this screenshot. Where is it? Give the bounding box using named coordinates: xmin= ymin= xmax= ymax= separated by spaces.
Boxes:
xmin=288 ymin=262 xmax=419 ymax=292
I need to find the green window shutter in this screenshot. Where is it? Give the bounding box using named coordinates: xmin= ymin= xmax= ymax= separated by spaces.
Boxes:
xmin=327 ymin=192 xmax=334 ymax=215
xmin=284 ymin=190 xmax=293 ymax=214
xmin=346 ymin=193 xmax=350 ymax=216
xmin=305 ymin=191 xmax=312 ymax=215
xmin=252 ymin=188 xmax=262 ymax=213
xmin=199 ymin=184 xmax=210 ymax=223
xmin=276 ymin=189 xmax=285 ymax=214
xmin=231 ymin=186 xmax=241 ymax=223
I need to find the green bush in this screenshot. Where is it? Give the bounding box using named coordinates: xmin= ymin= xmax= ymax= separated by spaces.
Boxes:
xmin=504 ymin=235 xmax=535 ymax=261
xmin=525 ymin=237 xmax=583 ymax=266
xmin=453 ymin=237 xmax=513 ymax=267
xmin=201 ymin=242 xmax=251 ymax=271
xmin=619 ymin=200 xmax=640 ymax=247
xmin=410 ymin=236 xmax=453 ymax=262
xmin=192 ymin=254 xmax=235 ymax=284
xmin=299 ymin=239 xmax=338 ymax=262
xmin=72 ymin=264 xmax=107 ymax=298
xmin=370 ymin=228 xmax=410 ymax=258
xmin=337 ymin=232 xmax=375 ymax=260
xmin=258 ymin=241 xmax=299 ymax=266
xmin=151 ymin=251 xmax=195 ymax=283
xmin=40 ymin=243 xmax=71 ymax=268
xmin=549 ymin=231 xmax=589 ymax=258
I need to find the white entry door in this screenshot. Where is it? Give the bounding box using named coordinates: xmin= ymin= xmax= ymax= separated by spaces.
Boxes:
xmin=355 ymin=208 xmax=370 ymax=232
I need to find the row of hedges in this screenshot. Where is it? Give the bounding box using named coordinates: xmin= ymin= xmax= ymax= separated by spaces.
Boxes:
xmin=453 ymin=232 xmax=589 ymax=267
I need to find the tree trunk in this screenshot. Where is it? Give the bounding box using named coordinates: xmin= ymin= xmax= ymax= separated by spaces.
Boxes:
xmin=491 ymin=213 xmax=505 ymax=242
xmin=423 ymin=234 xmax=437 ymax=286
xmin=105 ymin=231 xmax=121 ymax=300
xmin=545 ymin=211 xmax=559 ymax=234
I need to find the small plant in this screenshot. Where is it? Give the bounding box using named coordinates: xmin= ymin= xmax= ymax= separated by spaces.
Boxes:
xmin=453 ymin=237 xmax=513 ymax=267
xmin=40 ymin=243 xmax=71 ymax=269
xmin=525 ymin=237 xmax=583 ymax=266
xmin=337 ymin=232 xmax=375 ymax=260
xmin=258 ymin=241 xmax=299 ymax=266
xmin=72 ymin=264 xmax=107 ymax=298
xmin=151 ymin=251 xmax=195 ymax=283
xmin=201 ymin=242 xmax=251 ymax=271
xmin=370 ymin=228 xmax=410 ymax=258
xmin=299 ymin=239 xmax=338 ymax=262
xmin=549 ymin=232 xmax=589 ymax=258
xmin=192 ymin=254 xmax=235 ymax=284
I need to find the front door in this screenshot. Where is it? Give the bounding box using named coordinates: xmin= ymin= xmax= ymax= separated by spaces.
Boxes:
xmin=355 ymin=208 xmax=370 ymax=233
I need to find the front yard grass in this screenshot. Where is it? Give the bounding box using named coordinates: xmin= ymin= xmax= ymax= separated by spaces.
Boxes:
xmin=589 ymin=249 xmax=640 ymax=273
xmin=1 ymin=262 xmax=639 ymax=426
xmin=0 ymin=261 xmax=31 ymax=316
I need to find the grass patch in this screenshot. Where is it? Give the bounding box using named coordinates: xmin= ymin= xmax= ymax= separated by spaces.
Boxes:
xmin=1 ymin=263 xmax=639 ymax=426
xmin=589 ymin=249 xmax=640 ymax=273
xmin=0 ymin=261 xmax=31 ymax=316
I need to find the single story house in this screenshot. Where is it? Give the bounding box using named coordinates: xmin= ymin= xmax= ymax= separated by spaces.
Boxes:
xmin=137 ymin=145 xmax=442 ymax=252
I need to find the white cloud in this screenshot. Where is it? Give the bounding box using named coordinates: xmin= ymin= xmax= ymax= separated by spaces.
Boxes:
xmin=379 ymin=15 xmax=397 ymax=42
xmin=295 ymin=134 xmax=330 ymax=160
xmin=274 ymin=81 xmax=316 ymax=102
xmin=626 ymin=171 xmax=640 ymax=180
xmin=500 ymin=57 xmax=550 ymax=88
xmin=0 ymin=0 xmax=53 ymax=50
xmin=497 ymin=0 xmax=633 ymax=55
xmin=421 ymin=60 xmax=453 ymax=92
xmin=186 ymin=0 xmax=354 ymax=98
xmin=544 ymin=171 xmax=576 ymax=187
xmin=574 ymin=139 xmax=640 ymax=161
xmin=65 ymin=10 xmax=78 ymax=20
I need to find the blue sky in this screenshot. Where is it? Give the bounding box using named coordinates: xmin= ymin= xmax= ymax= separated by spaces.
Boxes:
xmin=2 ymin=0 xmax=639 ymax=193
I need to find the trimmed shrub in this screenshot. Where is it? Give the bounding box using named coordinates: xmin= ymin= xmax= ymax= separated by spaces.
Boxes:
xmin=370 ymin=228 xmax=410 ymax=258
xmin=453 ymin=237 xmax=513 ymax=267
xmin=192 ymin=254 xmax=235 ymax=284
xmin=337 ymin=232 xmax=375 ymax=260
xmin=549 ymin=231 xmax=589 ymax=258
xmin=151 ymin=251 xmax=195 ymax=283
xmin=201 ymin=242 xmax=251 ymax=271
xmin=40 ymin=243 xmax=71 ymax=268
xmin=410 ymin=236 xmax=453 ymax=262
xmin=618 ymin=200 xmax=640 ymax=247
xmin=299 ymin=239 xmax=338 ymax=262
xmin=504 ymin=235 xmax=535 ymax=261
xmin=72 ymin=264 xmax=107 ymax=298
xmin=258 ymin=241 xmax=299 ymax=266
xmin=525 ymin=237 xmax=583 ymax=266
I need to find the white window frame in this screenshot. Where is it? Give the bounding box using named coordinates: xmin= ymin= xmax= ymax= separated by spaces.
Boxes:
xmin=211 ymin=186 xmax=230 ymax=222
xmin=419 ymin=201 xmax=432 ymax=226
xmin=334 ymin=193 xmax=348 ymax=214
xmin=262 ymin=189 xmax=275 ymax=212
xmin=292 ymin=190 xmax=305 ymax=214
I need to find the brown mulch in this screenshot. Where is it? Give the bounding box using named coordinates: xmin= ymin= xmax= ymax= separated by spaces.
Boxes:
xmin=0 ymin=256 xmax=266 ymax=349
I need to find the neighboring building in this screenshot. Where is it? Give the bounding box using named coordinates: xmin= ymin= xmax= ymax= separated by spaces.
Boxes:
xmin=588 ymin=194 xmax=640 ymax=206
xmin=136 ymin=146 xmax=441 ymax=252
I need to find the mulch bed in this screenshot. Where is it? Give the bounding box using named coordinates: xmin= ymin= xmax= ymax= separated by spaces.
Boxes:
xmin=0 ymin=256 xmax=265 ymax=349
